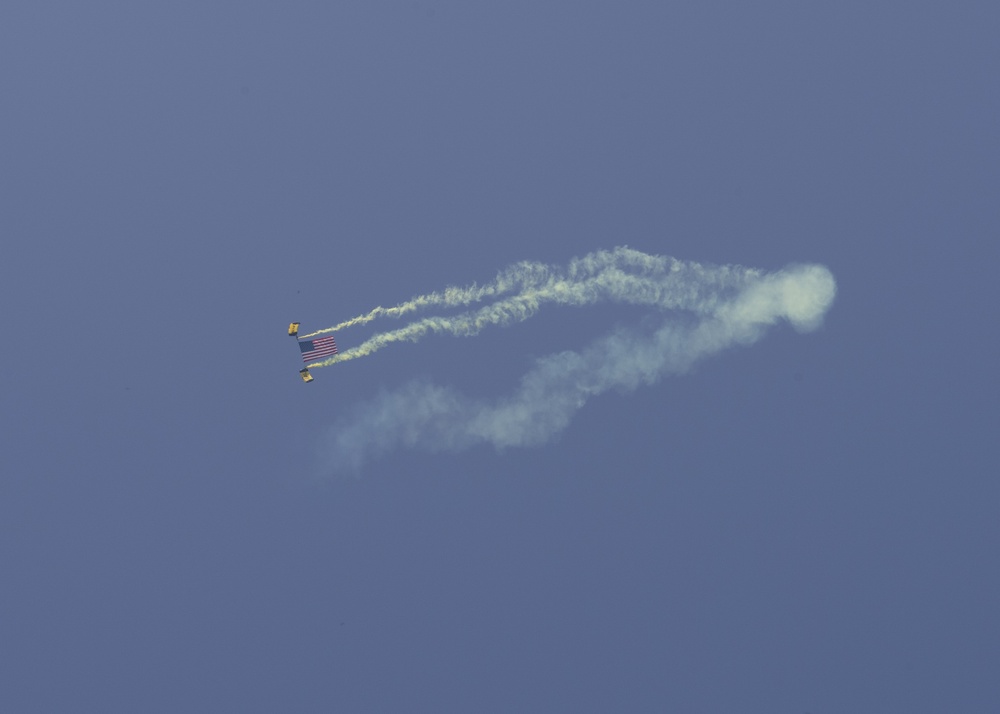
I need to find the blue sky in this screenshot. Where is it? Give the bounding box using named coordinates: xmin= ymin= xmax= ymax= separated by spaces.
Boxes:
xmin=2 ymin=2 xmax=998 ymax=711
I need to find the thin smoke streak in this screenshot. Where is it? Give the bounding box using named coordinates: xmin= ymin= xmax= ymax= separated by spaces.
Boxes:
xmin=301 ymin=247 xmax=667 ymax=338
xmin=307 ymin=248 xmax=764 ymax=367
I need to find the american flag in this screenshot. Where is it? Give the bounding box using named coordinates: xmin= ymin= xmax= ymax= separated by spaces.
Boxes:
xmin=299 ymin=336 xmax=338 ymax=362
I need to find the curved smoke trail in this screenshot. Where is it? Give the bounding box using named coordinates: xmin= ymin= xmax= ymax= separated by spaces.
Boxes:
xmin=306 ymin=248 xmax=766 ymax=367
xmin=313 ymin=249 xmax=837 ymax=474
xmin=300 ymin=247 xmax=754 ymax=339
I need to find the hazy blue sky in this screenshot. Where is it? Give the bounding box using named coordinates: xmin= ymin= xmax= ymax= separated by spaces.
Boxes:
xmin=2 ymin=2 xmax=998 ymax=711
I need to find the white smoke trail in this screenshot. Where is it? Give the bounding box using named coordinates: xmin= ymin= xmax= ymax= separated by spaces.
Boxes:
xmin=307 ymin=248 xmax=764 ymax=367
xmin=317 ymin=259 xmax=836 ymax=474
xmin=300 ymin=246 xmax=669 ymax=338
